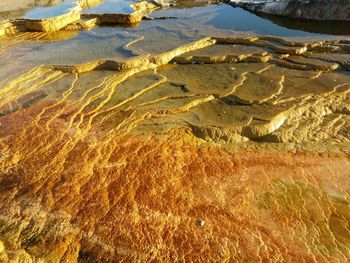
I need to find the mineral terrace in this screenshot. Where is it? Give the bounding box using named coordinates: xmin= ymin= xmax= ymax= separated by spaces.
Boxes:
xmin=0 ymin=0 xmax=350 ymax=262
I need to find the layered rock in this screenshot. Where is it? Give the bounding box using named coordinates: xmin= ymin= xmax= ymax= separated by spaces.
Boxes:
xmin=229 ymin=0 xmax=350 ymax=21
xmin=81 ymin=1 xmax=158 ymax=25
xmin=0 ymin=0 xmax=64 ymax=21
xmin=0 ymin=0 xmax=157 ymax=36
xmin=13 ymin=5 xmax=82 ymax=32
xmin=35 ymin=35 xmax=348 ymax=145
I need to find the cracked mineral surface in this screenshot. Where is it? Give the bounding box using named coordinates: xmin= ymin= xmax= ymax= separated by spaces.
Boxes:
xmin=0 ymin=0 xmax=350 ymax=262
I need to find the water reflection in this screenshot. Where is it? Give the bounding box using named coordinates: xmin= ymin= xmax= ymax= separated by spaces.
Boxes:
xmin=23 ymin=1 xmax=76 ymax=19
xmin=206 ymin=5 xmax=350 ymax=37
xmin=257 ymin=12 xmax=350 ymax=36
xmin=83 ymin=0 xmax=135 ymax=14
xmin=155 ymin=4 xmax=350 ymax=38
xmin=0 ymin=0 xmax=65 ymax=20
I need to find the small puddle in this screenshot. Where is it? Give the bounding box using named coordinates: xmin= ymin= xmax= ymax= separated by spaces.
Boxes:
xmin=0 ymin=28 xmax=140 ymax=68
xmin=23 ymin=1 xmax=77 ymax=19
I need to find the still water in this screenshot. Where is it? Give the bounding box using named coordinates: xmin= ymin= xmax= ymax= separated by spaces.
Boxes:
xmin=153 ymin=4 xmax=350 ymax=37
xmin=1 ymin=0 xmax=350 ymax=76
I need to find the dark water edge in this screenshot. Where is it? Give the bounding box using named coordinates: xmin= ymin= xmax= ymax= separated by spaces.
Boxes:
xmin=2 ymin=1 xmax=350 ymax=38
xmin=205 ymin=5 xmax=350 ymax=37
xmin=256 ymin=12 xmax=350 ymax=36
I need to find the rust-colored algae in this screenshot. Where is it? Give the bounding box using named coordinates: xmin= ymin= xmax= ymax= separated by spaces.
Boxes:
xmin=0 ymin=36 xmax=350 ymax=260
xmin=0 ymin=99 xmax=349 ymax=261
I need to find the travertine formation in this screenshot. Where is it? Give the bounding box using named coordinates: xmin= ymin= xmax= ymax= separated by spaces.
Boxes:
xmin=13 ymin=5 xmax=82 ymax=32
xmin=0 ymin=0 xmax=157 ymax=36
xmin=0 ymin=0 xmax=65 ymax=21
xmin=39 ymin=36 xmax=349 ymax=147
xmin=81 ymin=1 xmax=157 ymax=25
xmin=0 ymin=0 xmax=350 ymax=262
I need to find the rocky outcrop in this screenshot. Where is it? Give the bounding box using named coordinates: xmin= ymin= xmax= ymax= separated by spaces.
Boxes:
xmin=77 ymin=0 xmax=105 ymax=8
xmin=81 ymin=2 xmax=157 ymax=25
xmin=0 ymin=21 xmax=16 ymax=36
xmin=13 ymin=5 xmax=82 ymax=32
xmin=0 ymin=0 xmax=63 ymax=13
xmin=0 ymin=0 xmax=64 ymax=21
xmin=0 ymin=0 xmax=157 ymax=36
xmin=229 ymin=0 xmax=350 ymax=21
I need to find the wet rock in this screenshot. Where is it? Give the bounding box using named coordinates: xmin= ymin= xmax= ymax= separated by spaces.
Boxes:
xmin=81 ymin=1 xmax=157 ymax=25
xmin=13 ymin=5 xmax=82 ymax=32
xmin=0 ymin=22 xmax=16 ymax=36
xmin=1 ymin=9 xmax=350 ymax=260
xmin=229 ymin=0 xmax=350 ymax=21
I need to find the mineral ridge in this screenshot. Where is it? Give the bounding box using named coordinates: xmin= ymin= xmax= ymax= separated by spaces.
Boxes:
xmin=0 ymin=0 xmax=350 ymax=262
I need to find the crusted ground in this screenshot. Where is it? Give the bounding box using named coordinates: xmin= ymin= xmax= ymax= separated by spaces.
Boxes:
xmin=0 ymin=0 xmax=157 ymax=36
xmin=0 ymin=0 xmax=350 ymax=262
xmin=0 ymin=35 xmax=349 ymax=261
xmin=0 ymin=117 xmax=349 ymax=261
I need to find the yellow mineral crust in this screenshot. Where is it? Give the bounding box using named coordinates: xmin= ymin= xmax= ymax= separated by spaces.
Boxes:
xmin=62 ymin=18 xmax=97 ymax=30
xmin=38 ymin=36 xmax=349 ymax=145
xmin=0 ymin=22 xmax=17 ymax=36
xmin=0 ymin=30 xmax=350 ymax=261
xmin=0 ymin=35 xmax=348 ymax=147
xmin=0 ymin=0 xmax=156 ymax=36
xmin=13 ymin=5 xmax=82 ymax=32
xmin=81 ymin=2 xmax=158 ymax=25
xmin=0 ymin=101 xmax=349 ymax=261
xmin=77 ymin=0 xmax=105 ymax=8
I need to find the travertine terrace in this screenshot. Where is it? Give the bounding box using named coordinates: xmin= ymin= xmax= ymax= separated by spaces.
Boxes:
xmin=0 ymin=0 xmax=350 ymax=262
xmin=0 ymin=0 xmax=157 ymax=36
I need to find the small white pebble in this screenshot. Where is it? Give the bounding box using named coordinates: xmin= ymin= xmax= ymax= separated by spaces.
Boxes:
xmin=195 ymin=219 xmax=205 ymax=227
